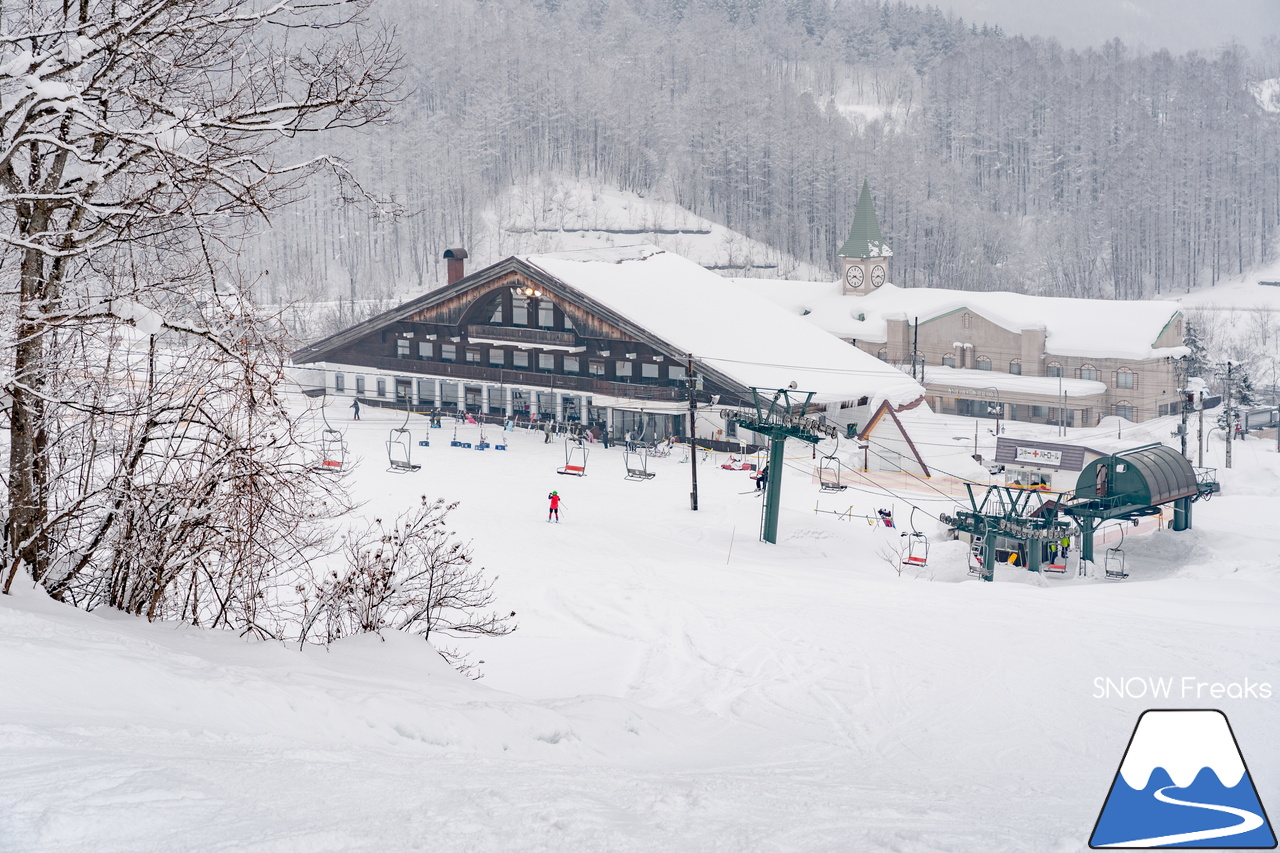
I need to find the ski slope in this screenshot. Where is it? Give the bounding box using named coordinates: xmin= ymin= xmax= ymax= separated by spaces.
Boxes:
xmin=1 ymin=400 xmax=1278 ymax=852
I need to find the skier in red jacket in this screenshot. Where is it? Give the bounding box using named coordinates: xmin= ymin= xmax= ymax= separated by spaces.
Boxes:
xmin=547 ymin=491 xmax=562 ymax=523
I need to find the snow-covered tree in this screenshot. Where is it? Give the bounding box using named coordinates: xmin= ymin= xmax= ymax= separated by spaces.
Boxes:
xmin=0 ymin=0 xmax=398 ymax=608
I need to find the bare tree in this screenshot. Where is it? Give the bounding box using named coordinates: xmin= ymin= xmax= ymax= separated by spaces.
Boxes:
xmin=0 ymin=1 xmax=398 ymax=598
xmin=298 ymin=496 xmax=516 ymax=671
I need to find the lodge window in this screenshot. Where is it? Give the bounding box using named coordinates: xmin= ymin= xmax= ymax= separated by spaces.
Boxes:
xmin=396 ymin=339 xmax=410 ymax=358
xmin=942 ymin=353 xmax=956 ymax=368
xmin=1009 ymin=358 xmax=1022 ymax=375
xmin=615 ymin=360 xmax=633 ymax=378
xmin=563 ymin=356 xmax=580 ymax=374
xmin=589 ymin=360 xmax=605 ymax=376
xmin=669 ymin=365 xmax=687 ymax=381
xmin=376 ymin=377 xmax=387 ymax=397
xmin=538 ymin=304 xmax=554 ymax=328
xmin=417 ymin=379 xmax=432 ymax=403
xmin=1079 ymin=364 xmax=1099 ymax=382
xmin=466 ymin=349 xmax=481 ymax=364
xmin=512 ymin=296 xmax=528 ymax=325
xmin=513 ymin=351 xmax=530 ymax=368
xmin=1116 ymin=401 xmax=1135 ymax=420
xmin=334 ymin=373 xmax=345 ymax=393
xmin=962 ymin=312 xmax=972 ymax=330
xmin=976 ymin=355 xmax=991 ymax=371
xmin=877 ymin=348 xmax=888 ymax=361
xmin=489 ymin=349 xmax=505 ymax=367
xmin=418 ymin=342 xmax=433 ymax=359
xmin=641 ymin=362 xmax=659 ymax=379
xmin=538 ymin=353 xmax=555 ymax=371
xmin=441 ymin=344 xmax=456 ymax=363
xmin=1046 ymin=362 xmax=1063 ymax=378
xmin=1116 ymin=368 xmax=1136 ymax=389
xmin=355 ymin=376 xmax=366 ymax=394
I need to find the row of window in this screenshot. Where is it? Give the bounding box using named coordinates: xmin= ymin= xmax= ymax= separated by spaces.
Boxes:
xmin=395 ymin=338 xmax=687 ymax=381
xmin=918 ymin=349 xmax=1138 ymax=388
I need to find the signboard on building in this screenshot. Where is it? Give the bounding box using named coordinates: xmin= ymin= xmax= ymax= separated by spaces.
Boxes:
xmin=1015 ymin=446 xmax=1062 ymax=466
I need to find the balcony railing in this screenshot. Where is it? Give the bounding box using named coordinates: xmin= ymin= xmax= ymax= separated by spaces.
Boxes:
xmin=465 ymin=324 xmax=576 ymax=348
xmin=361 ymin=356 xmax=685 ymax=401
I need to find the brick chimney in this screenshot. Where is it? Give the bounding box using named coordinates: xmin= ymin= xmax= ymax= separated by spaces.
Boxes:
xmin=444 ymin=248 xmax=469 ymax=286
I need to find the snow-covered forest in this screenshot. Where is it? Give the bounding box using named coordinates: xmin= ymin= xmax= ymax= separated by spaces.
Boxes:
xmin=247 ymin=0 xmax=1280 ymax=305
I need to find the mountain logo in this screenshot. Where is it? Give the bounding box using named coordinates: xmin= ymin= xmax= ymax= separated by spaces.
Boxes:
xmin=1090 ymin=709 xmax=1276 ymax=848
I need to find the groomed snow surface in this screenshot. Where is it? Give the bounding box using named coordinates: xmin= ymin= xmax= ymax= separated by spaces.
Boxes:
xmin=2 ymin=400 xmax=1278 ymax=852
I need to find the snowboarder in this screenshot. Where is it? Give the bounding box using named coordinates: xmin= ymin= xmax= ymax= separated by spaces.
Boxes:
xmin=505 ymin=419 xmax=514 ymax=432
xmin=755 ymin=464 xmax=769 ymax=491
xmin=601 ymin=426 xmax=611 ymax=449
xmin=543 ymin=421 xmax=553 ymax=444
xmin=350 ymin=399 xmax=361 ymax=421
xmin=547 ymin=491 xmax=562 ymax=522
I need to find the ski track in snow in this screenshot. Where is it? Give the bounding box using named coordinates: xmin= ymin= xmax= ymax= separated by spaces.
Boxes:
xmin=2 ymin=400 xmax=1278 ymax=852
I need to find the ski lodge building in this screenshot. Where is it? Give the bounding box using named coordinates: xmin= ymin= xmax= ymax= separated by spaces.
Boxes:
xmin=742 ymin=183 xmax=1189 ymax=427
xmin=290 ymin=245 xmax=923 ymax=442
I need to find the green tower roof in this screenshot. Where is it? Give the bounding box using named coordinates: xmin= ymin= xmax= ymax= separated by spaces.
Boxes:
xmin=838 ymin=180 xmax=893 ymax=259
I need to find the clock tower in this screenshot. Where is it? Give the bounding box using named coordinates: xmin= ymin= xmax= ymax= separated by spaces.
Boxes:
xmin=838 ymin=180 xmax=892 ymax=296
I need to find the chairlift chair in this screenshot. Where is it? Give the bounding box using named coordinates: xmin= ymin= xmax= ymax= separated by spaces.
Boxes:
xmin=558 ymin=437 xmax=588 ymax=476
xmin=900 ymin=508 xmax=929 ymax=568
xmin=1104 ymin=526 xmax=1129 ymax=579
xmin=314 ymin=407 xmax=347 ymax=472
xmin=624 ymin=446 xmax=656 ymax=481
xmin=968 ymin=536 xmax=992 ymax=580
xmin=386 ymin=407 xmax=421 ymax=473
xmin=818 ymin=455 xmax=847 ymax=492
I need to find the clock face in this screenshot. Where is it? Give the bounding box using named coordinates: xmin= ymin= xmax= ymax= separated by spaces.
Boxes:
xmin=844 ymin=265 xmax=864 ymax=288
xmin=871 ymin=265 xmax=886 ymax=287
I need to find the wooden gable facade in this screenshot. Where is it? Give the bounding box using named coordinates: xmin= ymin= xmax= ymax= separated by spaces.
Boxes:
xmin=291 ymin=256 xmax=754 ymax=427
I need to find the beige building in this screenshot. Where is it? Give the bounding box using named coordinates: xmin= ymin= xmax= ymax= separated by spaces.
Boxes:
xmin=744 ymin=183 xmax=1188 ymax=427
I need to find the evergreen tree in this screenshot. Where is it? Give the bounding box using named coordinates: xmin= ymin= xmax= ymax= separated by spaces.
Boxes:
xmin=1182 ymin=319 xmax=1210 ymax=381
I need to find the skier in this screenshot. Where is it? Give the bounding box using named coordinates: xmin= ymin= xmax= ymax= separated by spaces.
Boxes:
xmin=547 ymin=490 xmax=562 ymax=522
xmin=543 ymin=421 xmax=553 ymax=444
xmin=504 ymin=418 xmax=514 ymax=432
xmin=350 ymin=399 xmax=361 ymax=421
xmin=755 ymin=463 xmax=769 ymax=491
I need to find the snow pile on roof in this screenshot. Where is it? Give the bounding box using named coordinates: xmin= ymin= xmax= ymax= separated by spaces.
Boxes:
xmin=737 ymin=280 xmax=1185 ymax=361
xmin=923 ymin=366 xmax=1107 ymax=398
xmin=523 ymin=246 xmax=924 ymax=408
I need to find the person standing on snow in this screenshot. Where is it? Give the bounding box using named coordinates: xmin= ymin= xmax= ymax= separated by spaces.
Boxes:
xmin=350 ymin=399 xmax=361 ymax=421
xmin=547 ymin=491 xmax=563 ymax=522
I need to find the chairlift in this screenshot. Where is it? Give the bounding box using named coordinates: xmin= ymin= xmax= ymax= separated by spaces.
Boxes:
xmin=1044 ymin=531 xmax=1071 ymax=574
xmin=624 ymin=446 xmax=655 ymax=481
xmin=968 ymin=536 xmax=992 ymax=580
xmin=386 ymin=406 xmax=421 ymax=473
xmin=900 ymin=507 xmax=929 ymax=568
xmin=558 ymin=437 xmax=588 ymax=476
xmin=1104 ymin=526 xmax=1129 ymax=580
xmin=818 ymin=455 xmax=847 ymax=492
xmin=314 ymin=406 xmax=347 ymax=472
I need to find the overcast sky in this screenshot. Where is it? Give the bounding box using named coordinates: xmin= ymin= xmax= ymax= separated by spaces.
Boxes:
xmin=936 ymin=0 xmax=1280 ymax=57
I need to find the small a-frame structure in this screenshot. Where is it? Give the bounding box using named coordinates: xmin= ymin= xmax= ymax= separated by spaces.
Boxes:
xmin=856 ymin=401 xmax=930 ymax=477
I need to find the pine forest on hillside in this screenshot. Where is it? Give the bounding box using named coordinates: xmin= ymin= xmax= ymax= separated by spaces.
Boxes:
xmin=248 ymin=0 xmax=1280 ymax=308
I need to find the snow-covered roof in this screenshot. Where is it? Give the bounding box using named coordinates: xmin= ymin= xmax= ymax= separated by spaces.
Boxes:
xmin=923 ymin=366 xmax=1107 ymax=399
xmin=737 ymin=280 xmax=1185 ymax=361
xmin=522 ymin=246 xmax=923 ymax=407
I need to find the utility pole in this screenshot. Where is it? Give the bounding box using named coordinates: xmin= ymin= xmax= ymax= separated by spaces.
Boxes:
xmin=911 ymin=316 xmax=919 ymax=382
xmin=687 ymin=353 xmax=698 ymax=511
xmin=1216 ymin=362 xmax=1235 ymax=469
xmin=1177 ymin=362 xmax=1190 ymax=459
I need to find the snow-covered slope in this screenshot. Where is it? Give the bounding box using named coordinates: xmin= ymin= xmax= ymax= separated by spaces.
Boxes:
xmin=474 ymin=178 xmax=825 ymax=280
xmin=2 ymin=400 xmax=1278 ymax=852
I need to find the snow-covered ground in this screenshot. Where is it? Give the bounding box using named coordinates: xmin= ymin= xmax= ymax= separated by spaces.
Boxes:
xmin=2 ymin=400 xmax=1277 ymax=852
